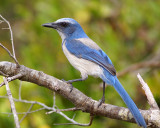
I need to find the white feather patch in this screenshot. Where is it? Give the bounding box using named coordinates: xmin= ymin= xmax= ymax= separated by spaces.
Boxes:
xmin=62 ymin=41 xmax=104 ymax=79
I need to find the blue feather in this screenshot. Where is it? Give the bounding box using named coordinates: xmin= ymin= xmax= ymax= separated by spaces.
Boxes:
xmin=101 ymin=72 xmax=147 ymax=128
xmin=65 ymin=39 xmax=116 ymax=75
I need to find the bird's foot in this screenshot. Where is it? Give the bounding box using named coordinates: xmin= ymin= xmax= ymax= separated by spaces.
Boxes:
xmin=98 ymin=96 xmax=105 ymax=107
xmin=69 ymin=84 xmax=73 ymax=92
xmin=61 ymin=79 xmax=73 ymax=92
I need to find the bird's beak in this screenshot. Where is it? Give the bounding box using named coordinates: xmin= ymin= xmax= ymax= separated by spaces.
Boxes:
xmin=42 ymin=22 xmax=58 ymax=29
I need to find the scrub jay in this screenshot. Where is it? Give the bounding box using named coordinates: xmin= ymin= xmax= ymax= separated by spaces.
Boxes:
xmin=42 ymin=18 xmax=146 ymax=128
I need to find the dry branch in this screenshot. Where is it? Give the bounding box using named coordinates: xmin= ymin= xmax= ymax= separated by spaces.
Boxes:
xmin=0 ymin=43 xmax=20 ymax=67
xmin=3 ymin=77 xmax=20 ymax=128
xmin=117 ymin=59 xmax=160 ymax=77
xmin=137 ymin=73 xmax=159 ymax=110
xmin=0 ymin=15 xmax=16 ymax=59
xmin=0 ymin=61 xmax=160 ymax=127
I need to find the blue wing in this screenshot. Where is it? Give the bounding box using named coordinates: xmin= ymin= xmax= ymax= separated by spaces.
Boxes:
xmin=65 ymin=39 xmax=116 ymax=75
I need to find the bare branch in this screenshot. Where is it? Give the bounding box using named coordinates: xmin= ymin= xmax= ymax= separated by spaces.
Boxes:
xmin=0 ymin=15 xmax=16 ymax=59
xmin=0 ymin=73 xmax=23 ymax=87
xmin=54 ymin=115 xmax=94 ymax=126
xmin=72 ymin=113 xmax=76 ymax=119
xmin=46 ymin=107 xmax=80 ymax=114
xmin=0 ymin=20 xmax=4 ymax=24
xmin=1 ymin=107 xmax=45 ymax=115
xmin=2 ymin=28 xmax=10 ymax=30
xmin=3 ymin=77 xmax=20 ymax=128
xmin=19 ymin=81 xmax=22 ymax=100
xmin=19 ymin=104 xmax=33 ymax=123
xmin=0 ymin=95 xmax=88 ymax=126
xmin=137 ymin=73 xmax=159 ymax=110
xmin=0 ymin=95 xmax=55 ymax=110
xmin=0 ymin=43 xmax=20 ymax=66
xmin=0 ymin=61 xmax=160 ymax=127
xmin=117 ymin=59 xmax=160 ymax=77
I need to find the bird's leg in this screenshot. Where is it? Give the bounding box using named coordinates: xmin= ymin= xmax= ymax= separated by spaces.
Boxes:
xmin=62 ymin=77 xmax=87 ymax=92
xmin=98 ymin=81 xmax=106 ymax=107
xmin=66 ymin=78 xmax=84 ymax=92
xmin=66 ymin=78 xmax=85 ymax=84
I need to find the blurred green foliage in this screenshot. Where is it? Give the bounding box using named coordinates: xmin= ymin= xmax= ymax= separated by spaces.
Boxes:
xmin=0 ymin=0 xmax=160 ymax=128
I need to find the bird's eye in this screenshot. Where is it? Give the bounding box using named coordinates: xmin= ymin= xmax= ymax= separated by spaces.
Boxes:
xmin=60 ymin=22 xmax=68 ymax=27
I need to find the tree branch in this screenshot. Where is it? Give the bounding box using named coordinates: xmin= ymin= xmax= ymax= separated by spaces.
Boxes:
xmin=54 ymin=115 xmax=94 ymax=126
xmin=137 ymin=73 xmax=159 ymax=110
xmin=117 ymin=57 xmax=160 ymax=77
xmin=0 ymin=15 xmax=16 ymax=59
xmin=0 ymin=43 xmax=20 ymax=67
xmin=0 ymin=61 xmax=160 ymax=127
xmin=0 ymin=15 xmax=20 ymax=68
xmin=0 ymin=73 xmax=23 ymax=87
xmin=0 ymin=95 xmax=85 ymax=126
xmin=3 ymin=77 xmax=20 ymax=128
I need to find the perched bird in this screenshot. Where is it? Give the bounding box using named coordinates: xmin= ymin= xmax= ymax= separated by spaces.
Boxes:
xmin=42 ymin=18 xmax=147 ymax=128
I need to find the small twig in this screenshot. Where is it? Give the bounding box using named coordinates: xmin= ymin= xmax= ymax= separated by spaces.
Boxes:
xmin=19 ymin=81 xmax=22 ymax=100
xmin=0 ymin=73 xmax=23 ymax=87
xmin=0 ymin=96 xmax=54 ymax=110
xmin=72 ymin=113 xmax=76 ymax=119
xmin=46 ymin=107 xmax=80 ymax=114
xmin=3 ymin=77 xmax=20 ymax=128
xmin=54 ymin=114 xmax=94 ymax=126
xmin=0 ymin=15 xmax=16 ymax=59
xmin=57 ymin=107 xmax=81 ymax=112
xmin=2 ymin=28 xmax=10 ymax=30
xmin=137 ymin=73 xmax=159 ymax=110
xmin=1 ymin=107 xmax=45 ymax=115
xmin=0 ymin=95 xmax=85 ymax=125
xmin=0 ymin=20 xmax=4 ymax=24
xmin=117 ymin=59 xmax=160 ymax=77
xmin=0 ymin=43 xmax=20 ymax=66
xmin=19 ymin=104 xmax=34 ymax=123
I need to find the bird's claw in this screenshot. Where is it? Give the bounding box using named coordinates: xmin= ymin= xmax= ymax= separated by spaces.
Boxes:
xmin=61 ymin=79 xmax=73 ymax=92
xmin=61 ymin=79 xmax=66 ymax=82
xmin=98 ymin=96 xmax=105 ymax=107
xmin=69 ymin=84 xmax=73 ymax=92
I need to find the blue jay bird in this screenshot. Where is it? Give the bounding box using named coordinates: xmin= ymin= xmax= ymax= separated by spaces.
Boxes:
xmin=42 ymin=18 xmax=147 ymax=128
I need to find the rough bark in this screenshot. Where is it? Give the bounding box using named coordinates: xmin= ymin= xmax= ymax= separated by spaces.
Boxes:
xmin=0 ymin=61 xmax=160 ymax=128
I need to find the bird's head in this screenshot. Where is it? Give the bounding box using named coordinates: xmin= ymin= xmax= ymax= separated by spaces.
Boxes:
xmin=42 ymin=18 xmax=88 ymax=41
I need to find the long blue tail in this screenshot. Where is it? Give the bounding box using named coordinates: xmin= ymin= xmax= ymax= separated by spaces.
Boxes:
xmin=103 ymin=76 xmax=146 ymax=128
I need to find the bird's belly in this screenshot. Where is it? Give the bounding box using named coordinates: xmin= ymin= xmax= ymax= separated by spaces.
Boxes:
xmin=62 ymin=44 xmax=104 ymax=79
